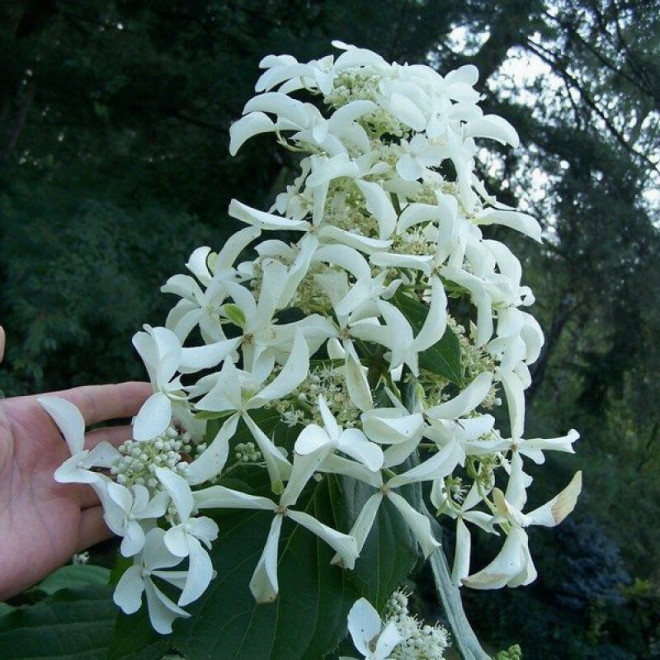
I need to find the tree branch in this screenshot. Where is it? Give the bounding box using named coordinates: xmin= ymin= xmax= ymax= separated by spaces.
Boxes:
xmin=525 ymin=37 xmax=660 ymax=173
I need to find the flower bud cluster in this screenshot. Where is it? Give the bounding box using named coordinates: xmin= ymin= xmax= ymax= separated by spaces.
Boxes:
xmin=111 ymin=426 xmax=192 ymax=488
xmin=44 ymin=41 xmax=581 ymax=637
xmin=384 ymin=590 xmax=450 ymax=660
xmin=343 ymin=591 xmax=449 ymax=660
xmin=235 ymin=442 xmax=262 ymax=463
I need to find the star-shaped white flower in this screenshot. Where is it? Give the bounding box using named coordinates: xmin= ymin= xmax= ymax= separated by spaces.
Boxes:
xmin=39 ymin=396 xmax=120 ymax=484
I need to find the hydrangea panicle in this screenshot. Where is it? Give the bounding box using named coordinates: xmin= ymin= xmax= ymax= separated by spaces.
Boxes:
xmin=42 ymin=42 xmax=581 ymax=640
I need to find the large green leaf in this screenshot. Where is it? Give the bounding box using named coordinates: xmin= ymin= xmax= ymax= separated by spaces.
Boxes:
xmin=110 ymin=608 xmax=171 ymax=660
xmin=334 ymin=476 xmax=420 ymax=610
xmin=0 ymin=586 xmax=115 ymax=659
xmin=109 ymin=408 xmax=423 ymax=658
xmin=170 ymin=476 xmax=359 ymax=659
xmin=36 ymin=565 xmax=110 ymax=596
xmin=392 ymin=290 xmax=462 ymax=385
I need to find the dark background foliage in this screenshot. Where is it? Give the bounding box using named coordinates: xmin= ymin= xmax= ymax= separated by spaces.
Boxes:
xmin=1 ymin=0 xmax=658 ymax=656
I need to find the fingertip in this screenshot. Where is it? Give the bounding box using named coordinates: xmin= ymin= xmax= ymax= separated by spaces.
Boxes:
xmin=55 ymin=381 xmax=153 ymax=425
xmin=78 ymin=506 xmax=114 ymax=550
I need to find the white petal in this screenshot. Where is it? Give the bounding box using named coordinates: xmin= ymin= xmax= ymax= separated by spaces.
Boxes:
xmin=178 ymin=537 xmax=214 ymax=606
xmin=194 ymin=485 xmax=276 ymax=511
xmin=452 ymin=518 xmax=472 ymax=585
xmin=185 ymin=413 xmax=238 ymax=485
xmin=462 ymin=527 xmax=528 ymax=589
xmin=189 ymin=516 xmax=219 ymax=547
xmin=387 ymin=491 xmax=440 ymax=558
xmin=355 ymin=180 xmax=397 ymax=240
xmin=388 ymin=441 xmax=463 ymax=487
xmin=143 ymin=579 xmax=190 ymax=634
xmin=228 ymin=199 xmax=309 ymax=231
xmin=216 ymin=226 xmax=262 ymax=270
xmin=287 ymin=510 xmax=358 ymax=569
xmin=243 ymin=414 xmax=293 ymax=494
xmin=386 ymin=92 xmax=426 ymax=131
xmin=344 ymin=492 xmax=382 ymax=554
xmin=347 ymin=597 xmax=382 ymax=656
xmin=319 ymin=225 xmax=391 ymax=254
xmin=465 ymin=114 xmax=519 ymax=147
xmin=374 ymin=621 xmax=403 ymax=659
xmin=427 ymin=372 xmax=492 ymax=420
xmin=113 ymin=565 xmax=144 ymax=614
xmin=396 ymin=153 xmax=424 ymax=181
xmin=156 ymin=467 xmax=194 ymax=521
xmin=412 ymin=275 xmax=447 ymax=352
xmin=120 ymin=522 xmax=146 ymax=558
xmin=38 ymin=396 xmax=86 ymax=455
xmin=528 ymin=471 xmax=582 ymax=528
xmin=369 ymin=252 xmax=433 ymax=274
xmin=179 ymin=338 xmax=240 ymax=373
xmin=295 ymin=424 xmax=332 ymax=455
xmin=519 ymin=429 xmax=579 ymax=464
xmin=229 ymin=112 xmax=276 ymax=155
xmin=498 ymin=369 xmax=525 ymax=440
xmin=306 ymin=153 xmax=359 ymax=187
xmin=344 ymin=351 xmax=374 ymax=412
xmin=163 ymin=526 xmax=189 ymax=558
xmin=362 ymin=409 xmax=425 ymax=445
xmin=251 ymin=329 xmax=309 ymax=405
xmin=107 ymin=481 xmax=132 ymax=514
xmin=85 ymin=441 xmax=121 ymax=469
xmin=338 ymin=430 xmax=383 ymax=472
xmin=249 ymin=515 xmax=283 ymax=603
xmin=280 ymin=447 xmax=330 ymax=507
xmin=133 ymin=392 xmax=172 ymax=442
xmin=54 ymin=453 xmax=101 ymax=484
xmin=397 ymin=202 xmax=454 ymax=234
xmin=476 ymin=209 xmax=542 ymax=242
xmin=143 ymin=528 xmax=185 ymax=570
xmin=315 ymin=393 xmax=340 ymax=438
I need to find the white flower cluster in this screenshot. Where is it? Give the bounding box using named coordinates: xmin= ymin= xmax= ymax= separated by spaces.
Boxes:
xmin=341 ymin=591 xmax=449 ymax=660
xmin=41 ymin=42 xmax=581 ymax=635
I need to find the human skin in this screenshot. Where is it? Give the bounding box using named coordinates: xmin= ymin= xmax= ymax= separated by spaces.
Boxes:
xmin=0 ymin=327 xmax=151 ymax=599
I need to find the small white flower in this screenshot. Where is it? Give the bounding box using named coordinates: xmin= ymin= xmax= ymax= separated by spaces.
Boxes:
xmin=39 ymin=396 xmax=120 ymax=484
xmin=104 ymin=483 xmax=169 ymax=557
xmin=295 ymin=395 xmax=383 ymax=472
xmin=132 ymin=325 xmax=239 ymax=441
xmin=155 ymin=467 xmax=218 ymax=606
xmin=113 ymin=528 xmax=190 ymax=634
xmin=342 ymin=597 xmax=402 ymax=660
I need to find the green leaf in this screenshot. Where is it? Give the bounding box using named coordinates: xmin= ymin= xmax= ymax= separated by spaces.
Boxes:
xmin=392 ymin=290 xmax=462 ymax=385
xmin=0 ymin=586 xmax=115 ymax=659
xmin=0 ymin=603 xmax=14 ymax=617
xmin=107 ymin=413 xmax=419 ymax=659
xmin=335 ymin=476 xmax=420 ymax=610
xmin=170 ymin=476 xmax=359 ymax=659
xmin=110 ymin=608 xmax=171 ymax=660
xmin=36 ymin=565 xmax=110 ymax=595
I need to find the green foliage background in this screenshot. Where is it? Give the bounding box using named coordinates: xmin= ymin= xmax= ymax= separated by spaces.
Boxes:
xmin=1 ymin=0 xmax=658 ymax=657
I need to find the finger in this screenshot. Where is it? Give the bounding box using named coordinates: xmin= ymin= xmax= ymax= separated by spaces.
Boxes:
xmin=86 ymin=424 xmax=134 ymax=449
xmin=77 ymin=506 xmax=114 ymax=550
xmin=53 ymin=382 xmax=152 ymax=426
xmin=0 ymin=325 xmax=5 ymax=363
xmin=77 ymin=483 xmax=103 ymax=509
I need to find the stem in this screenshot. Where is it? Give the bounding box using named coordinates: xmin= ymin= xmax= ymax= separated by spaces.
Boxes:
xmin=422 ymin=501 xmax=491 ymax=660
xmin=399 ymin=371 xmax=489 ymax=659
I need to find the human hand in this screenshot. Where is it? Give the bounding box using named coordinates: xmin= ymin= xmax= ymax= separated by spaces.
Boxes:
xmin=0 ymin=328 xmax=151 ymax=599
